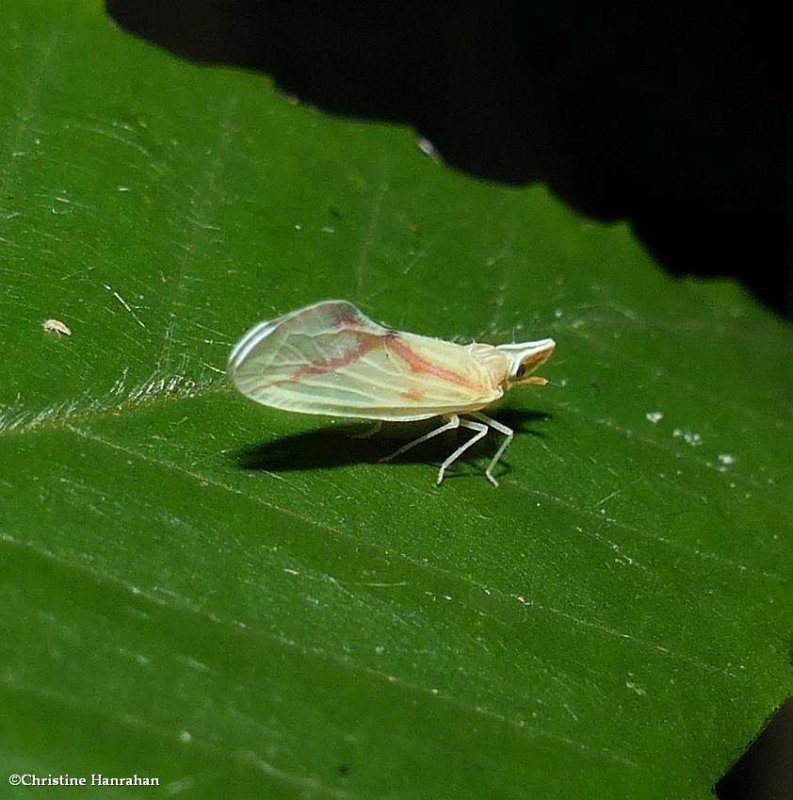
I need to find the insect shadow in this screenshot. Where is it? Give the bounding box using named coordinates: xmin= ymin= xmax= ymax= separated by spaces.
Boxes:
xmin=234 ymin=409 xmax=552 ymax=475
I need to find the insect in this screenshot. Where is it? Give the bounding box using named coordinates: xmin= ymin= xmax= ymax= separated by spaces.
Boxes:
xmin=42 ymin=318 xmax=72 ymax=336
xmin=228 ymin=300 xmax=555 ymax=486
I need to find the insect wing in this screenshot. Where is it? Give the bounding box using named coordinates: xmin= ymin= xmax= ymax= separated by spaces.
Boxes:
xmin=229 ymin=300 xmax=500 ymax=420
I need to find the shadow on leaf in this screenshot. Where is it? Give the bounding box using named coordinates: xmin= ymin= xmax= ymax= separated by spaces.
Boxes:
xmin=234 ymin=410 xmax=552 ymax=474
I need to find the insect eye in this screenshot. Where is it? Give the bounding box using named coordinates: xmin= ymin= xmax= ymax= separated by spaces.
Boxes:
xmin=515 ymin=357 xmax=541 ymax=378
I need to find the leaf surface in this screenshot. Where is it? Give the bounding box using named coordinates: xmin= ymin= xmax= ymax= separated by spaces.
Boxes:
xmin=1 ymin=3 xmax=791 ymax=798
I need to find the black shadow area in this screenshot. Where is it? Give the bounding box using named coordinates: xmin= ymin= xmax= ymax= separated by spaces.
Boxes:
xmin=715 ymin=697 xmax=793 ymax=800
xmin=234 ymin=411 xmax=550 ymax=475
xmin=107 ymin=2 xmax=792 ymax=314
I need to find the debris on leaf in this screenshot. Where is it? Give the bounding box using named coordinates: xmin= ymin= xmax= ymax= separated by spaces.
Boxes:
xmin=42 ymin=318 xmax=71 ymax=336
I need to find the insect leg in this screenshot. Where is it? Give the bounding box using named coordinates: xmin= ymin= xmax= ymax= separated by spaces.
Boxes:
xmin=351 ymin=420 xmax=383 ymax=439
xmin=471 ymin=412 xmax=513 ymax=487
xmin=437 ymin=418 xmax=489 ymax=486
xmin=379 ymin=415 xmax=460 ymax=463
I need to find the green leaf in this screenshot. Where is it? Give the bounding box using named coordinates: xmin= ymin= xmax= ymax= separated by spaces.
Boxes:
xmin=1 ymin=2 xmax=790 ymax=798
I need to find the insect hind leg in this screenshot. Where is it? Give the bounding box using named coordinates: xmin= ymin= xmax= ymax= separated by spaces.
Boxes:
xmin=471 ymin=412 xmax=514 ymax=487
xmin=351 ymin=420 xmax=383 ymax=439
xmin=379 ymin=414 xmax=460 ymax=464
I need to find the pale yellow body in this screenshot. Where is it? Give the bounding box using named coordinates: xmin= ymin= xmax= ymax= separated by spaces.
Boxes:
xmin=229 ymin=301 xmax=513 ymax=421
xmin=228 ymin=300 xmax=555 ymax=486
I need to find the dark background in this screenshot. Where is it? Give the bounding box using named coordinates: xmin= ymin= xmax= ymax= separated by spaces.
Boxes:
xmin=106 ymin=0 xmax=792 ymax=313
